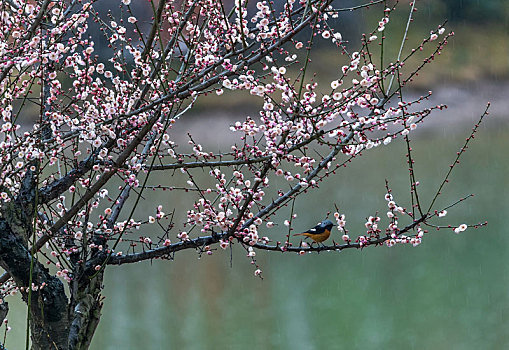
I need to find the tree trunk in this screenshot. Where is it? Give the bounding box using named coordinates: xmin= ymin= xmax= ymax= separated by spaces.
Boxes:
xmin=0 ymin=207 xmax=103 ymax=348
xmin=0 ymin=219 xmax=69 ymax=349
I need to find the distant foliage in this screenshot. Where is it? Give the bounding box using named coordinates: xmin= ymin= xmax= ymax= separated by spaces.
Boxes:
xmin=441 ymin=0 xmax=508 ymax=23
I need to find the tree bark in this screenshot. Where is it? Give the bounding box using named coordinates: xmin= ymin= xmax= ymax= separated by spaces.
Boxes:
xmin=0 ymin=218 xmax=104 ymax=349
xmin=0 ymin=219 xmax=70 ymax=349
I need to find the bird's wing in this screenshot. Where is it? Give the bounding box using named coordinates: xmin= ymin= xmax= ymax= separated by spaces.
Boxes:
xmin=304 ymin=225 xmax=322 ymax=234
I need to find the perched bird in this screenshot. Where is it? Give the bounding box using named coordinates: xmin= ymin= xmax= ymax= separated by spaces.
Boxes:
xmin=293 ymin=219 xmax=335 ymax=244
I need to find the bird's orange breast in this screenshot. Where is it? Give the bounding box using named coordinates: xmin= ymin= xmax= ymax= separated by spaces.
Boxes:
xmin=301 ymin=229 xmax=331 ymax=243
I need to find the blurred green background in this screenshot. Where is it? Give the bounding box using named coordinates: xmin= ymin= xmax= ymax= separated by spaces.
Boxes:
xmin=4 ymin=0 xmax=509 ymax=349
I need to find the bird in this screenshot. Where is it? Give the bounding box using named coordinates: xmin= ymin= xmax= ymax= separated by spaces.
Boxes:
xmin=293 ymin=219 xmax=335 ymax=244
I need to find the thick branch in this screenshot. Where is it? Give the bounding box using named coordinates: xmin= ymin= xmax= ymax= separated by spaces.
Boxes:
xmin=141 ymin=0 xmax=167 ymax=59
xmin=150 ymin=156 xmax=270 ymax=170
xmin=107 ymin=214 xmax=428 ymax=265
xmin=38 ymin=143 xmax=113 ymax=204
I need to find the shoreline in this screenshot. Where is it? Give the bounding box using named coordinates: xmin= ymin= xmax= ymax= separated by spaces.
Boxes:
xmin=173 ymin=80 xmax=508 ymax=146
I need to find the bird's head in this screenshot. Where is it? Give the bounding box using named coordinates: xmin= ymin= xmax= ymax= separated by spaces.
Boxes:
xmin=321 ymin=219 xmax=335 ymax=229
